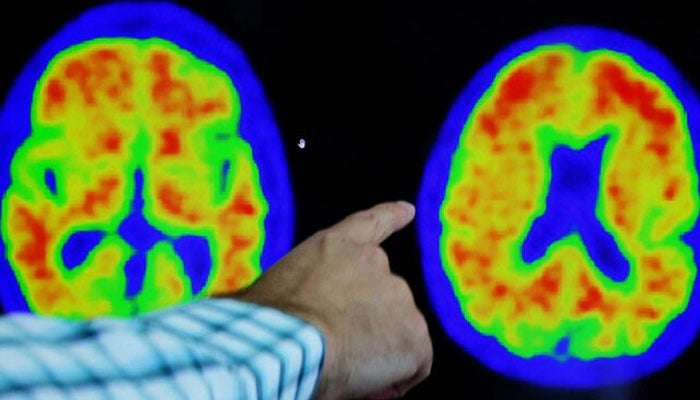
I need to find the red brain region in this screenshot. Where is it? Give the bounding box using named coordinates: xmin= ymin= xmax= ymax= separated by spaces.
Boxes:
xmin=442 ymin=46 xmax=698 ymax=358
xmin=3 ymin=39 xmax=266 ymax=317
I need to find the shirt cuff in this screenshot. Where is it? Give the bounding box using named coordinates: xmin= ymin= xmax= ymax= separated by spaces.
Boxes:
xmin=149 ymin=297 xmax=326 ymax=399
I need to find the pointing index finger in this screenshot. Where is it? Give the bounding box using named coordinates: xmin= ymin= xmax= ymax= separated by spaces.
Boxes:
xmin=333 ymin=201 xmax=416 ymax=245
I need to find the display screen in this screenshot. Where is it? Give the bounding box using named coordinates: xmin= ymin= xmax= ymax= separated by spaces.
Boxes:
xmin=0 ymin=2 xmax=293 ymax=318
xmin=1 ymin=1 xmax=699 ymax=398
xmin=418 ymin=26 xmax=700 ymax=388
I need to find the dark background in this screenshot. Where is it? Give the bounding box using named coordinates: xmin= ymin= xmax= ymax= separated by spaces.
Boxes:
xmin=2 ymin=1 xmax=700 ymax=398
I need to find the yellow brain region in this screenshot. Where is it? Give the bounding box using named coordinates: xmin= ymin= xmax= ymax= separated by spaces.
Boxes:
xmin=2 ymin=38 xmax=267 ymax=318
xmin=441 ymin=45 xmax=699 ymax=359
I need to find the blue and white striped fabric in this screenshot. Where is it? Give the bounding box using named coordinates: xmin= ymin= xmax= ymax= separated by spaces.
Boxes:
xmin=0 ymin=299 xmax=325 ymax=400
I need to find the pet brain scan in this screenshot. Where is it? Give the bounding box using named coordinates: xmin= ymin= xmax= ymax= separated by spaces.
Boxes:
xmin=418 ymin=26 xmax=700 ymax=387
xmin=4 ymin=1 xmax=700 ymax=392
xmin=0 ymin=3 xmax=293 ymax=318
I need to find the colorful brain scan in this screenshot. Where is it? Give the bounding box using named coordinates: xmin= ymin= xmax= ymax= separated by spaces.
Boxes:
xmin=417 ymin=26 xmax=700 ymax=387
xmin=0 ymin=2 xmax=293 ymax=318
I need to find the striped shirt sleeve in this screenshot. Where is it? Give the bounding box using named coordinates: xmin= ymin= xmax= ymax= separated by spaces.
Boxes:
xmin=0 ymin=298 xmax=325 ymax=400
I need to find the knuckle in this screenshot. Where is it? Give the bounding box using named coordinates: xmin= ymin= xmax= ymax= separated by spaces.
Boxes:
xmin=407 ymin=310 xmax=427 ymax=338
xmin=358 ymin=211 xmax=382 ymax=235
xmin=318 ymin=228 xmax=340 ymax=247
xmin=390 ymin=275 xmax=413 ymax=298
xmin=407 ymin=312 xmax=432 ymax=370
xmin=361 ymin=244 xmax=389 ymax=267
xmin=359 ymin=210 xmax=379 ymax=224
xmin=315 ymin=229 xmax=346 ymax=258
xmin=416 ymin=314 xmax=432 ymax=347
xmin=368 ymin=212 xmax=382 ymax=234
xmin=424 ymin=339 xmax=434 ymax=367
xmin=419 ymin=337 xmax=434 ymax=379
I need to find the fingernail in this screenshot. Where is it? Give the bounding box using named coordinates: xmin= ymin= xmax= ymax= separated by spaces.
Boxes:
xmin=397 ymin=200 xmax=415 ymax=216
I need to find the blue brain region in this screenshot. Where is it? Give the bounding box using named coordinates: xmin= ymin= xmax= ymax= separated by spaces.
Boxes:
xmin=0 ymin=2 xmax=293 ymax=318
xmin=417 ymin=26 xmax=700 ymax=387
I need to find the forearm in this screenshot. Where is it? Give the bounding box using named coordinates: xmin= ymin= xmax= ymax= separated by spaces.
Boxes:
xmin=0 ymin=299 xmax=324 ymax=399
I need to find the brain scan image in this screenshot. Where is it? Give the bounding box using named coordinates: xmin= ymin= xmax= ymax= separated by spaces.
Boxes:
xmin=0 ymin=2 xmax=293 ymax=318
xmin=417 ymin=26 xmax=700 ymax=387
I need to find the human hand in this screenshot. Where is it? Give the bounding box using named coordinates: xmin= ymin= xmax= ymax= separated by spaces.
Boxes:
xmin=234 ymin=201 xmax=433 ymax=399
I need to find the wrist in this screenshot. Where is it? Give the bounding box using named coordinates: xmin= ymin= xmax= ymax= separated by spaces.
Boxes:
xmin=225 ymin=291 xmax=341 ymax=399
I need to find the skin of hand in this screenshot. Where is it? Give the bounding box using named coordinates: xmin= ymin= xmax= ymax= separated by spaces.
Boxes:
xmin=232 ymin=201 xmax=433 ymax=399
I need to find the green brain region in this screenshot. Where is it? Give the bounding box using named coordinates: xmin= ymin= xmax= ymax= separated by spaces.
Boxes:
xmin=0 ymin=3 xmax=293 ymax=318
xmin=417 ymin=26 xmax=700 ymax=387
